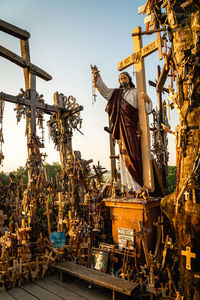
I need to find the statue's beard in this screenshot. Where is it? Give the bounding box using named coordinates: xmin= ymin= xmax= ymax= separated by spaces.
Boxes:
xmin=122 ymin=82 xmax=129 ymax=88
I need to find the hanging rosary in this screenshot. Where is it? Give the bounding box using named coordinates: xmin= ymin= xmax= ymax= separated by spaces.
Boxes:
xmin=90 ymin=65 xmax=99 ymax=104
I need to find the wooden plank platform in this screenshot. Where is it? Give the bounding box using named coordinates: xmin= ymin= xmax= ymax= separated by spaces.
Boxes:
xmin=0 ymin=292 xmax=15 ymax=300
xmin=34 ymin=278 xmax=83 ymax=300
xmin=55 ymin=260 xmax=139 ymax=296
xmin=47 ymin=274 xmax=112 ymax=300
xmin=0 ymin=274 xmax=134 ymax=300
xmin=7 ymin=287 xmax=38 ymax=300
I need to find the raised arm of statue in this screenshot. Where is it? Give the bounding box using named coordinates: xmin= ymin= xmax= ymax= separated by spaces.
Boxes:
xmin=90 ymin=65 xmax=113 ymax=101
xmin=90 ymin=64 xmax=99 ymax=89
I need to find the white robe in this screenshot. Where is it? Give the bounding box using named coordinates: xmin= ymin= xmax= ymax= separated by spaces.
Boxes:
xmin=96 ymin=75 xmax=151 ymax=191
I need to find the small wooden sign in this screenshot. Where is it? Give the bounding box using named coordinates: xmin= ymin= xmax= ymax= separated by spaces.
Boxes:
xmin=118 ymin=39 xmax=158 ymax=71
xmin=118 ymin=227 xmax=134 ymax=249
xmin=118 ymin=52 xmax=140 ymax=71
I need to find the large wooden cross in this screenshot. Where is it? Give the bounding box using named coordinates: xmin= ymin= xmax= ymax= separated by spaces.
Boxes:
xmin=117 ymin=26 xmax=162 ymax=191
xmin=0 ymin=19 xmax=71 ymax=183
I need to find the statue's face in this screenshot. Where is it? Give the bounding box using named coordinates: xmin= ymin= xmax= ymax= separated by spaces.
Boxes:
xmin=119 ymin=74 xmax=130 ymax=89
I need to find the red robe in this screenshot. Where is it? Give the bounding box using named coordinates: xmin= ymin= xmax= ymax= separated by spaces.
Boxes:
xmin=105 ymin=88 xmax=143 ymax=187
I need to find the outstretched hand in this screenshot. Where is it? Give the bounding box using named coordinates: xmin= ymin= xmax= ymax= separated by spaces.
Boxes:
xmin=90 ymin=64 xmax=99 ymax=73
xmin=90 ymin=65 xmax=99 ymax=87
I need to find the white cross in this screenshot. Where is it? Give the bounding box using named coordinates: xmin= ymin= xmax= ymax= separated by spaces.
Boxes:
xmin=184 ymin=190 xmax=189 ymax=201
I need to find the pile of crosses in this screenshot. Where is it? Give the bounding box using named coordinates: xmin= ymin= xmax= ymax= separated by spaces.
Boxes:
xmin=0 ymin=89 xmax=108 ymax=290
xmin=0 ymin=19 xmax=109 ymax=290
xmin=0 ymin=162 xmax=107 ymax=291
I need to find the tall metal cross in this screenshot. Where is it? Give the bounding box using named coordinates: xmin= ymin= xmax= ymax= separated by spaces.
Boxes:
xmin=118 ymin=26 xmax=163 ymax=192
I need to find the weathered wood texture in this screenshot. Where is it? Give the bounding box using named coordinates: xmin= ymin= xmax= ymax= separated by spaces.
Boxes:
xmin=21 ymin=282 xmax=62 ymax=300
xmin=34 ymin=278 xmax=83 ymax=300
xmin=0 ymin=19 xmax=30 ymax=40
xmin=0 ymin=46 xmax=52 ymax=81
xmin=7 ymin=287 xmax=37 ymax=300
xmin=55 ymin=260 xmax=139 ymax=296
xmin=132 ymin=26 xmax=154 ymax=192
xmin=46 ymin=274 xmax=112 ymax=300
xmin=20 ymin=39 xmax=31 ymax=90
xmin=0 ymin=92 xmax=70 ymax=114
xmin=0 ymin=292 xmax=15 ymax=300
xmin=104 ymin=198 xmax=160 ymax=253
xmin=0 ymin=275 xmax=133 ymax=300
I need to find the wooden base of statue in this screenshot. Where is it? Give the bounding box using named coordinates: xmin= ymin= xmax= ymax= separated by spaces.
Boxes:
xmin=104 ymin=197 xmax=160 ymax=255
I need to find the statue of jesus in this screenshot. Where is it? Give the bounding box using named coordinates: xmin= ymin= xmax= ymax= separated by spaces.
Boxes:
xmin=91 ymin=65 xmax=152 ymax=192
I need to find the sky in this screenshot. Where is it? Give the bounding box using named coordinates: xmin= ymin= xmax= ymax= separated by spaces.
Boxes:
xmin=0 ymin=0 xmax=178 ymax=173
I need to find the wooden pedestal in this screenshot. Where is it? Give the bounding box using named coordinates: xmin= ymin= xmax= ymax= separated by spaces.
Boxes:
xmin=104 ymin=197 xmax=160 ymax=254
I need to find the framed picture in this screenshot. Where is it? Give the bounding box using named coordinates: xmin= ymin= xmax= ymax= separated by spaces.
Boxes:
xmin=92 ymin=248 xmax=109 ymax=273
xmin=50 ymin=231 xmax=65 ymax=248
xmin=99 ymin=242 xmax=115 ymax=252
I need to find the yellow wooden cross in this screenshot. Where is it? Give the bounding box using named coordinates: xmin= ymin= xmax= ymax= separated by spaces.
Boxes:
xmin=118 ymin=26 xmax=163 ymax=191
xmin=181 ymin=246 xmax=196 ymax=270
xmin=118 ymin=38 xmax=159 ymax=71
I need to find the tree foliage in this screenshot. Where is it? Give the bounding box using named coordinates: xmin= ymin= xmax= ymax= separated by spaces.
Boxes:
xmin=44 ymin=162 xmax=61 ymax=181
xmin=0 ymin=162 xmax=61 ymax=185
xmin=0 ymin=171 xmax=9 ymax=185
xmin=13 ymin=166 xmax=28 ymax=184
xmin=168 ymin=166 xmax=177 ymax=194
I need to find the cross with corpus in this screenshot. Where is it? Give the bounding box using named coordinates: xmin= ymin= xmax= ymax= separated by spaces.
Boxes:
xmin=118 ymin=26 xmax=163 ymax=192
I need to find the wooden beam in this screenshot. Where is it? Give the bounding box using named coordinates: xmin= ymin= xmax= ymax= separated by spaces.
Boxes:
xmin=0 ymin=92 xmax=64 ymax=114
xmin=30 ymin=64 xmax=52 ymax=81
xmin=0 ymin=19 xmax=30 ymax=40
xmin=0 ymin=45 xmax=26 ymax=67
xmin=61 ymin=105 xmax=83 ymax=119
xmin=148 ymin=80 xmax=169 ymax=93
xmin=20 ymin=39 xmax=31 ymax=90
xmin=132 ymin=26 xmax=154 ymax=191
xmin=0 ymin=45 xmax=52 ymax=81
xmin=131 ymin=27 xmax=164 ymax=37
xmin=30 ymin=73 xmax=37 ymax=135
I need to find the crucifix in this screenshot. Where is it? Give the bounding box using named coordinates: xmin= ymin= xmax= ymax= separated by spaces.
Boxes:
xmin=48 ymin=92 xmax=83 ymax=213
xmin=48 ymin=92 xmax=83 ymax=177
xmin=118 ymin=26 xmax=163 ymax=191
xmin=181 ymin=246 xmax=196 ymax=270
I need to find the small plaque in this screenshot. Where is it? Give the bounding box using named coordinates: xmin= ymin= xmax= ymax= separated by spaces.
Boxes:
xmin=118 ymin=227 xmax=134 ymax=249
xmin=50 ymin=231 xmax=65 ymax=248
